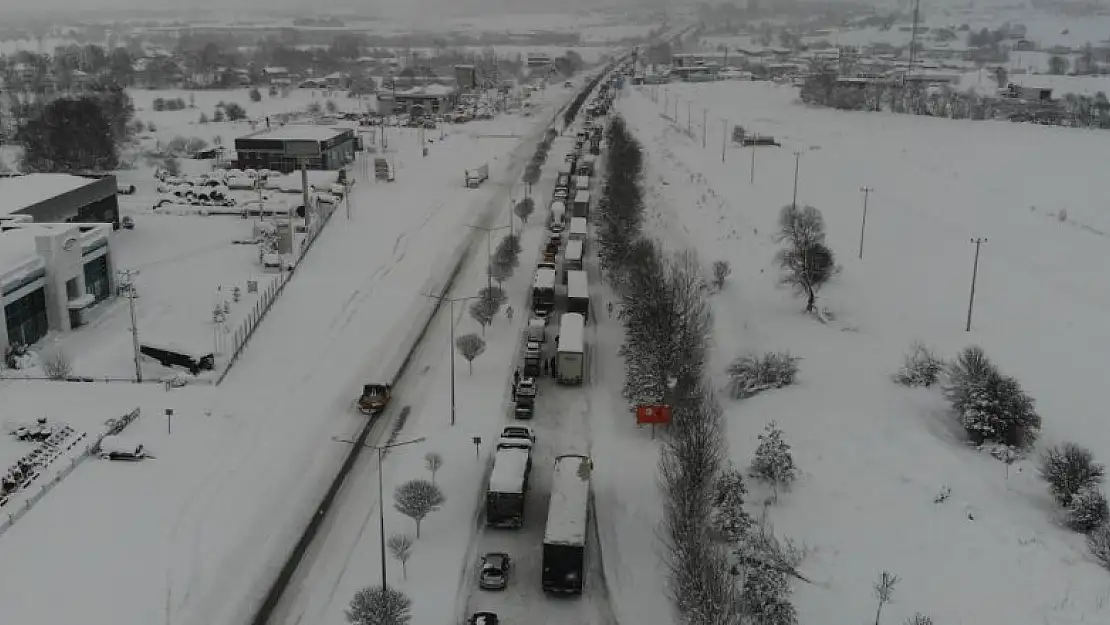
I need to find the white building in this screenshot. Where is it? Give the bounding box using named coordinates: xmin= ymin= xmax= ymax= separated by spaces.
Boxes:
xmin=1 ymin=222 xmax=116 ymax=350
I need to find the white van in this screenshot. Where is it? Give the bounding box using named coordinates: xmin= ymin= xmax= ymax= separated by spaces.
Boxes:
xmin=99 ymin=436 xmax=147 ymax=461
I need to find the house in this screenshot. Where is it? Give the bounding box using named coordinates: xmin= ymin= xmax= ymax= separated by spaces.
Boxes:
xmin=376 ymin=83 xmax=458 ymax=115
xmin=526 ymin=52 xmax=553 ymax=68
xmin=234 ymin=125 xmax=356 ymax=173
xmin=262 ymin=66 xmax=291 ymax=85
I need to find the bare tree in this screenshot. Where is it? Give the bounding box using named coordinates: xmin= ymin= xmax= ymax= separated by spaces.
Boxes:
xmin=892 ymin=341 xmax=944 ymax=387
xmin=40 ymin=347 xmax=72 ymax=380
xmin=488 ymin=259 xmax=512 ymax=288
xmin=1087 ymin=522 xmax=1110 ymax=570
xmin=393 ymin=479 xmax=445 ymax=538
xmin=345 ymin=586 xmax=412 ymax=625
xmin=514 ymin=197 xmax=535 ymax=223
xmin=873 ymin=570 xmax=900 ymax=625
xmin=455 ymin=333 xmax=486 ymax=374
xmin=469 ymin=298 xmax=497 ymax=334
xmin=711 ymin=260 xmax=731 ymax=291
xmin=727 ymin=352 xmax=799 ymax=399
xmin=424 ymin=451 xmax=443 ymax=484
xmin=774 ymin=204 xmax=836 ymax=313
xmin=387 ymin=533 xmax=415 ymax=579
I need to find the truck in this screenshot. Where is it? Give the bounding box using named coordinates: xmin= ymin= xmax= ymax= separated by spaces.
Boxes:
xmin=532 ymin=267 xmax=557 ymax=313
xmin=357 ymin=383 xmax=392 ymax=415
xmin=556 ymin=312 xmax=585 ymax=384
xmin=577 ymin=156 xmax=596 ymax=177
xmin=568 ymin=217 xmax=588 ymax=250
xmin=542 ymin=454 xmax=592 ymax=594
xmin=572 ymin=190 xmax=591 ymax=218
xmin=486 ymin=437 xmax=534 ymax=528
xmin=465 ymin=163 xmax=489 ymax=188
xmin=574 ymin=175 xmax=590 ymax=191
xmin=566 ymin=270 xmax=590 ymax=321
xmin=549 ymin=201 xmax=566 ymax=232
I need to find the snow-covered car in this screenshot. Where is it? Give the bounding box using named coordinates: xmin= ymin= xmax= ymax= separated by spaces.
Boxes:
xmin=501 ymin=425 xmax=535 ymax=444
xmin=226 ymin=175 xmax=255 ymax=190
xmin=478 ymin=553 xmax=511 ymax=590
xmin=99 ymin=436 xmax=147 ymax=461
xmin=468 ymin=612 xmax=499 ymax=625
xmin=524 ymin=342 xmax=541 ymax=360
xmin=516 ymin=377 xmax=536 ymax=398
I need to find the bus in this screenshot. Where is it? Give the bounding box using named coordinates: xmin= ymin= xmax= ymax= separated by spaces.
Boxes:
xmin=542 ymin=454 xmax=592 ymax=594
xmin=566 ymin=270 xmax=589 ymax=321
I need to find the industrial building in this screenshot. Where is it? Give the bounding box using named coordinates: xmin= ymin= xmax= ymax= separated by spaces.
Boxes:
xmin=1 ymin=222 xmax=116 ymax=350
xmin=234 ymin=125 xmax=357 ymax=173
xmin=375 ymin=84 xmax=458 ymax=116
xmin=0 ymin=173 xmax=121 ymax=228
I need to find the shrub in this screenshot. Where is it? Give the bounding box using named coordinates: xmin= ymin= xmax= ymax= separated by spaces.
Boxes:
xmin=1066 ymin=486 xmax=1109 ymax=533
xmin=1040 ymin=442 xmax=1105 ymax=507
xmin=727 ymin=352 xmax=799 ymax=399
xmin=1087 ymin=523 xmax=1110 ymax=570
xmin=711 ymin=260 xmax=731 ymax=290
xmin=892 ymin=341 xmax=944 ymax=387
xmin=249 ymin=88 xmax=262 ymax=102
xmin=40 ymin=348 xmax=72 ymax=380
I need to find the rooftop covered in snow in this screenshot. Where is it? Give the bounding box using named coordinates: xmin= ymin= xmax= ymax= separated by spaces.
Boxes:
xmin=0 ymin=174 xmax=104 ymax=218
xmin=543 ymin=454 xmax=591 ymax=547
xmin=237 ymin=124 xmax=353 ymax=143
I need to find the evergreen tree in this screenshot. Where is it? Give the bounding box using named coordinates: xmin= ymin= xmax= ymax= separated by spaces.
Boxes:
xmin=16 ymin=96 xmax=118 ymax=172
xmin=711 ymin=465 xmax=752 ymax=543
xmin=750 ymin=421 xmax=797 ymax=501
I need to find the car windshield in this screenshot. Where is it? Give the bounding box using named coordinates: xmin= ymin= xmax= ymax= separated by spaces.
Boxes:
xmin=483 ymin=555 xmax=505 ymax=567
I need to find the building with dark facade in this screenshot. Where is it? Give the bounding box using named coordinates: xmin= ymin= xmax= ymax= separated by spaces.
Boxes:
xmin=234 ymin=125 xmax=357 ymax=173
xmin=0 ymin=173 xmax=121 ymax=228
xmin=375 ymin=84 xmax=458 ymax=116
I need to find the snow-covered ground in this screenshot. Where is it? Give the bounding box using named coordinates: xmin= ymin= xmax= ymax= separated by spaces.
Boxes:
xmin=0 ymin=84 xmax=573 ymax=625
xmin=617 ymin=80 xmax=1110 ymax=624
xmin=270 ymin=122 xmax=573 ymax=625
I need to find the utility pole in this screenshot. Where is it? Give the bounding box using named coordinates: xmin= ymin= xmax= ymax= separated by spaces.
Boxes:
xmin=300 ymin=158 xmax=310 ymax=239
xmin=909 ymin=0 xmax=921 ymax=74
xmin=701 ymin=108 xmax=707 ymax=148
xmin=750 ymin=147 xmax=756 ymax=184
xmin=422 ymin=293 xmax=482 ymax=426
xmin=858 ymin=186 xmax=873 ymax=259
xmin=686 ymin=100 xmax=692 ymax=136
xmin=119 ymin=269 xmax=142 ymax=383
xmin=721 ymin=118 xmax=727 ymax=163
xmin=332 ymin=436 xmax=425 ymax=590
xmin=966 ymin=238 xmax=988 ymax=332
xmin=791 ymin=150 xmax=802 ymax=209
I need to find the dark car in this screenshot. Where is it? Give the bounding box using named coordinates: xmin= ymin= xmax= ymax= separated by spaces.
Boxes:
xmin=468 ymin=611 xmax=500 ymax=625
xmin=479 ymin=552 xmax=512 ymax=590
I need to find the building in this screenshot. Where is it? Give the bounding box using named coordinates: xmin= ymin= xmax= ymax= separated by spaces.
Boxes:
xmin=0 ymin=174 xmax=120 ymax=228
xmin=234 ymin=125 xmax=357 ymax=173
xmin=526 ymin=52 xmax=553 ymax=68
xmin=375 ymin=84 xmax=458 ymax=116
xmin=1 ymin=222 xmax=116 ymax=350
xmin=454 ymin=64 xmax=481 ymax=90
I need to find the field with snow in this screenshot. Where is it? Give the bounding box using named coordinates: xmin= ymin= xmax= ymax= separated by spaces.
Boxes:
xmin=0 ymin=80 xmax=574 ymax=625
xmin=616 ymin=80 xmax=1110 ymax=624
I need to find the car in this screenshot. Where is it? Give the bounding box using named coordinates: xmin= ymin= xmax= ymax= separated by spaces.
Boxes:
xmin=524 ymin=341 xmax=542 ymax=359
xmin=501 ymin=425 xmax=535 ymax=443
xmin=468 ymin=612 xmax=500 ymax=625
xmin=478 ymin=553 xmax=511 ymax=590
xmin=121 ymin=216 xmax=135 ymax=230
xmin=516 ymin=377 xmax=537 ymax=398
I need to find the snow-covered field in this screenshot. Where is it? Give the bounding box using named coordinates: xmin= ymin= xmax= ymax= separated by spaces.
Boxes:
xmin=0 ymin=82 xmax=573 ymax=625
xmin=616 ymin=80 xmax=1110 ymax=624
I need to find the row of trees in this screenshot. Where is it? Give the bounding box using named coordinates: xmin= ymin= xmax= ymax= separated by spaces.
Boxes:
xmin=563 ymin=70 xmax=606 ymax=127
xmin=598 ymin=115 xmax=804 ymax=624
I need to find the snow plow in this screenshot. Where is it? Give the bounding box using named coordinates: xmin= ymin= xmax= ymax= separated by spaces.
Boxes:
xmin=358 ymin=383 xmax=392 ymax=416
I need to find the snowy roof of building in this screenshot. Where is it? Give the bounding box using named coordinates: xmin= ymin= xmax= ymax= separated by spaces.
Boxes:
xmin=0 ymin=227 xmax=45 ymax=288
xmin=239 ymin=125 xmax=351 ymax=143
xmin=558 ymin=312 xmax=584 ymax=353
xmin=0 ymin=174 xmax=100 ymax=217
xmin=543 ymin=454 xmax=591 ymax=546
xmin=489 ymin=447 xmax=531 ymax=494
xmin=533 ymin=268 xmax=556 ymax=290
xmin=567 ymin=270 xmax=588 ymax=300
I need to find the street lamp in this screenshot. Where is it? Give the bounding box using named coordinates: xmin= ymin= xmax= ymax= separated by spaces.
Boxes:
xmin=466 ymin=223 xmax=511 ymax=292
xmin=332 ymin=435 xmax=425 ymax=591
xmin=422 ymin=292 xmax=483 ymax=427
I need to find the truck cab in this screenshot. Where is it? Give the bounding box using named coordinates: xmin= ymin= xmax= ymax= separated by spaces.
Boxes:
xmin=358 ymin=383 xmax=392 ymax=415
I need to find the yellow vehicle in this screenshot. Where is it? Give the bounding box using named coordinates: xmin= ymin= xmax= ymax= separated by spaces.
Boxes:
xmin=358 ymin=383 xmax=392 ymax=415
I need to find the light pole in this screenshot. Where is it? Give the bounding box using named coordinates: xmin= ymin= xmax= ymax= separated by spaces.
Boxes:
xmin=466 ymin=223 xmax=511 ymax=292
xmin=791 ymin=150 xmax=802 ymax=209
xmin=422 ymin=293 xmax=483 ymax=427
xmin=333 ymin=435 xmax=425 ymax=590
xmin=118 ymin=269 xmax=142 ymax=382
xmin=966 ymin=238 xmax=988 ymax=332
xmin=858 ymin=186 xmax=873 ymax=259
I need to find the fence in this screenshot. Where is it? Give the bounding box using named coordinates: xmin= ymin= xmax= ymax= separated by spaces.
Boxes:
xmin=0 ymin=406 xmax=141 ymax=538
xmin=216 ymin=198 xmax=340 ymax=386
